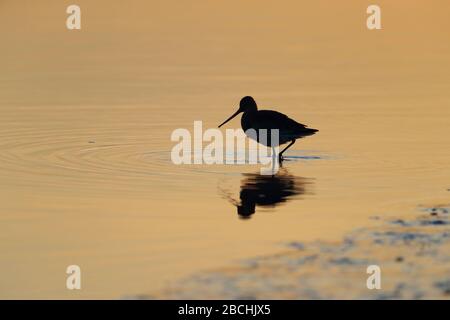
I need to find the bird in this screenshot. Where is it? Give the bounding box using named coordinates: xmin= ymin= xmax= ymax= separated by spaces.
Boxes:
xmin=218 ymin=96 xmax=318 ymax=162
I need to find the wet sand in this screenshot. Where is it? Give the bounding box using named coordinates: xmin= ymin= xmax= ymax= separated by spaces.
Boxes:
xmin=151 ymin=202 xmax=450 ymax=299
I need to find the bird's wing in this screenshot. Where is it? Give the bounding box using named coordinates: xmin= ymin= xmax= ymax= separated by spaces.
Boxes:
xmin=252 ymin=110 xmax=309 ymax=131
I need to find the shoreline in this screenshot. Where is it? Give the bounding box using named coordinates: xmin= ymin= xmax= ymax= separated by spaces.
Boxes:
xmin=141 ymin=204 xmax=450 ymax=299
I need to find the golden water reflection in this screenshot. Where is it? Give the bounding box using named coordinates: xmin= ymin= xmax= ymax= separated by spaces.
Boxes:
xmin=221 ymin=169 xmax=312 ymax=219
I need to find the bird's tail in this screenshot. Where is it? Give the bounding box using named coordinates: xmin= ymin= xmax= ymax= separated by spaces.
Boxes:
xmin=303 ymin=128 xmax=318 ymax=136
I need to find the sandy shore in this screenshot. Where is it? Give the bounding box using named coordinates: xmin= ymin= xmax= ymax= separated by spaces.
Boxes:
xmin=142 ymin=203 xmax=450 ymax=299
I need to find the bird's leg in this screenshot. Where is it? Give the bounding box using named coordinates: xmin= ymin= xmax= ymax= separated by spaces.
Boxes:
xmin=279 ymin=140 xmax=296 ymax=162
xmin=274 ymin=148 xmax=283 ymax=168
xmin=271 ymin=147 xmax=276 ymax=161
xmin=271 ymin=147 xmax=276 ymax=174
xmin=271 ymin=146 xmax=281 ymax=171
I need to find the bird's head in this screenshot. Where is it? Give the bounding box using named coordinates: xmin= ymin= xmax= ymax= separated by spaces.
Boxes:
xmin=218 ymin=96 xmax=257 ymax=128
xmin=239 ymin=96 xmax=257 ymax=113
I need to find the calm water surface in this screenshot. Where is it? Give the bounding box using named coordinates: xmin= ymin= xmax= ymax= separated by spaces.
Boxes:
xmin=1 ymin=0 xmax=450 ymax=298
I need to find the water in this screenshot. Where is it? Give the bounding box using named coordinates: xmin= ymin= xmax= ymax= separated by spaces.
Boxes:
xmin=1 ymin=0 xmax=450 ymax=298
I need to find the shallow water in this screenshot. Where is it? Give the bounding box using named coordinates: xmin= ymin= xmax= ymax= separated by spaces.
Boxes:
xmin=155 ymin=207 xmax=450 ymax=299
xmin=1 ymin=0 xmax=450 ymax=298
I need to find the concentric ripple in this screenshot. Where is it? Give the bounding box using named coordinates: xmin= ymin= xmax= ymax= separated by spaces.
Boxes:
xmin=1 ymin=125 xmax=318 ymax=196
xmin=0 ymin=124 xmax=210 ymax=196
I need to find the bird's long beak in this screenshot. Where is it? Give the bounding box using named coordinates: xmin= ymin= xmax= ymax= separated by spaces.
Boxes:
xmin=218 ymin=108 xmax=241 ymax=128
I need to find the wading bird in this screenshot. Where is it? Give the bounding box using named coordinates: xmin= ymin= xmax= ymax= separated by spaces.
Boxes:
xmin=218 ymin=96 xmax=318 ymax=162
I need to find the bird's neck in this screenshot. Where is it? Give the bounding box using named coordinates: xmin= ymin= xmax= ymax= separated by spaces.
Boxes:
xmin=244 ymin=107 xmax=258 ymax=114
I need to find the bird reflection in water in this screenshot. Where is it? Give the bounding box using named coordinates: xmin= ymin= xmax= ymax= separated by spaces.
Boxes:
xmin=220 ymin=168 xmax=312 ymax=219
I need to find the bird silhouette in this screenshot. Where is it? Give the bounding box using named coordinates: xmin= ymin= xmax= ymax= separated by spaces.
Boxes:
xmin=218 ymin=96 xmax=318 ymax=162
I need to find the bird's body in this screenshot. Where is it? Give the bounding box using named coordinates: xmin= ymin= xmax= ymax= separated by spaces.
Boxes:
xmin=241 ymin=109 xmax=318 ymax=147
xmin=219 ymin=96 xmax=318 ymax=161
